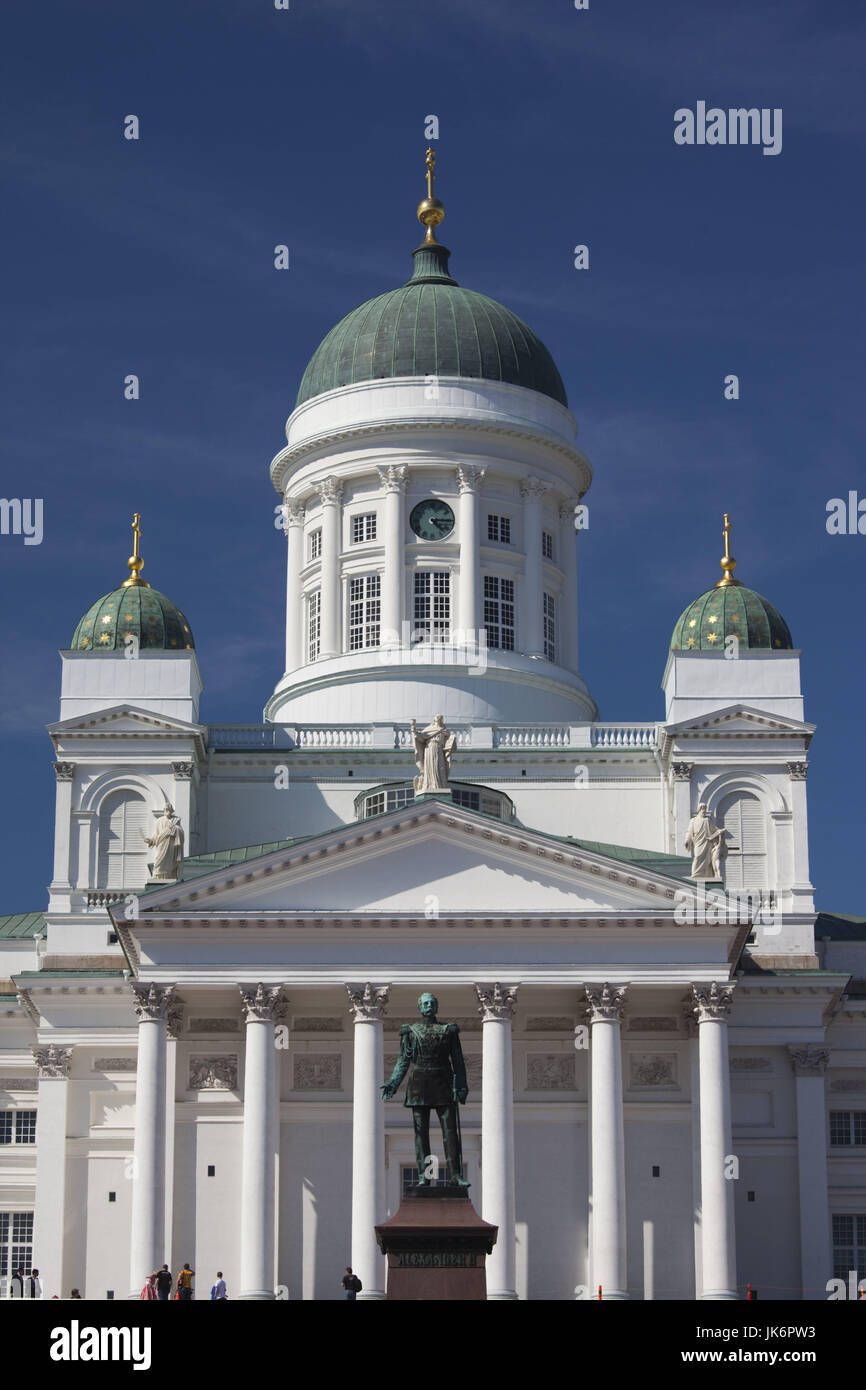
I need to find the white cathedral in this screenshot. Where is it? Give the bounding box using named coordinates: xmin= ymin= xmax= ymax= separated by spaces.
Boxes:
xmin=2 ymin=159 xmax=864 ymax=1302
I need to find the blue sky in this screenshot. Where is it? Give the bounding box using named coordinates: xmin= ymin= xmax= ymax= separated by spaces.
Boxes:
xmin=1 ymin=0 xmax=863 ymax=912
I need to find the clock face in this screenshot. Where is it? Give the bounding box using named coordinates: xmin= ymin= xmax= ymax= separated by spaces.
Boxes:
xmin=410 ymin=498 xmax=455 ymax=541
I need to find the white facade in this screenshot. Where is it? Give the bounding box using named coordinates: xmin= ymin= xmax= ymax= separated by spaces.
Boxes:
xmin=2 ymin=275 xmax=866 ymax=1304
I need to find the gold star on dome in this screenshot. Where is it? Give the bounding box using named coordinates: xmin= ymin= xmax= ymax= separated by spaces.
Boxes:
xmin=98 ymin=633 xmax=111 ymax=643
xmin=101 ymin=615 xmax=112 ymax=624
xmin=708 ymin=615 xmax=718 ymax=624
xmin=688 ymin=619 xmax=697 ymax=628
xmin=687 ymin=637 xmax=695 ymax=647
xmin=707 ymin=632 xmax=718 ymax=642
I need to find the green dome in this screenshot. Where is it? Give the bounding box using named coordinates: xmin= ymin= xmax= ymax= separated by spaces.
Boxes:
xmin=71 ymin=584 xmax=195 ymax=652
xmin=296 ymin=242 xmax=568 ymax=409
xmin=671 ymin=583 xmax=793 ymax=652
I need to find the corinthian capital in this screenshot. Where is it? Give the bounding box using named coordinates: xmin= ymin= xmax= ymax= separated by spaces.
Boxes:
xmin=283 ymin=498 xmax=306 ymax=527
xmin=475 ymin=982 xmax=519 ymax=1022
xmin=239 ymin=982 xmax=288 ymax=1023
xmin=32 ymin=1044 xmax=73 ymax=1078
xmin=132 ymin=982 xmax=175 ymax=1023
xmin=691 ymin=982 xmax=735 ymax=1023
xmin=584 ymin=982 xmax=628 ymax=1023
xmin=313 ymin=476 xmax=343 ymax=506
xmin=376 ymin=465 xmax=407 ymax=494
xmin=520 ymin=475 xmax=548 ymax=502
xmin=456 ymin=464 xmax=486 ymax=495
xmin=788 ymin=1044 xmax=830 ymax=1076
xmin=346 ymin=982 xmax=390 ymax=1022
xmin=53 ymin=762 xmax=75 ymax=781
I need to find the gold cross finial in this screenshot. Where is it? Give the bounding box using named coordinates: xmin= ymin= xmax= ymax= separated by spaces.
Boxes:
xmin=714 ymin=512 xmax=742 ymax=588
xmin=417 ymin=148 xmax=445 ymax=244
xmin=122 ymin=511 xmax=150 ymax=588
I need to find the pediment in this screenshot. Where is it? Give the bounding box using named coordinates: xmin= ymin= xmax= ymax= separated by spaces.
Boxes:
xmin=48 ymin=704 xmax=203 ymax=738
xmin=134 ymin=801 xmax=690 ymax=919
xmin=665 ymin=704 xmax=813 ymax=739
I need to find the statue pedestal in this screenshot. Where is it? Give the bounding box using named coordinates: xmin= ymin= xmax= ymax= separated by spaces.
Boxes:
xmin=375 ymin=1185 xmax=497 ymax=1300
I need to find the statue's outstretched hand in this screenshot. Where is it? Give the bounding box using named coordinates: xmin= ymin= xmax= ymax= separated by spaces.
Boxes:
xmin=381 ymin=1082 xmax=397 ymax=1100
xmin=456 ymin=1087 xmax=468 ymax=1104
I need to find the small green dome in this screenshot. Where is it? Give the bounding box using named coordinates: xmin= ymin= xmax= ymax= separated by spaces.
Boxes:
xmin=296 ymin=242 xmax=568 ymax=409
xmin=671 ymin=583 xmax=793 ymax=652
xmin=71 ymin=584 xmax=195 ymax=652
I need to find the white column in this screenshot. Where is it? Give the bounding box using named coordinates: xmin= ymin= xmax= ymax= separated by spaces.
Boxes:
xmin=31 ymin=1044 xmax=73 ymax=1299
xmin=283 ymin=499 xmax=305 ymax=673
xmin=558 ymin=500 xmax=579 ymax=673
xmin=347 ymin=982 xmax=390 ymax=1300
xmin=520 ymin=476 xmax=546 ymax=657
xmin=788 ymin=1045 xmax=832 ymax=1300
xmin=128 ymin=983 xmax=174 ymax=1298
xmin=376 ymin=467 xmax=406 ymax=645
xmin=239 ymin=984 xmax=285 ymax=1300
xmin=475 ymin=982 xmax=519 ymax=1300
xmin=586 ymin=983 xmax=629 ymax=1300
xmin=672 ymin=765 xmax=694 ymax=854
xmin=457 ymin=465 xmax=485 ymax=638
xmin=163 ymin=1000 xmax=183 ymax=1266
xmin=787 ymin=763 xmax=814 ymax=911
xmin=692 ymin=983 xmax=738 ymax=1299
xmin=685 ymin=1012 xmax=703 ymax=1297
xmin=50 ymin=764 xmax=75 ymax=889
xmin=314 ymin=476 xmax=343 ymax=659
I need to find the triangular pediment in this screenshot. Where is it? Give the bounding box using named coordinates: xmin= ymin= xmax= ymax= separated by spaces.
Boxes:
xmin=665 ymin=704 xmax=813 ymax=739
xmin=134 ymin=800 xmax=692 ymax=919
xmin=48 ymin=704 xmax=203 ymax=738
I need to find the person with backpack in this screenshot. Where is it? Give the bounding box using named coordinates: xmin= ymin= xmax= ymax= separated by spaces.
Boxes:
xmin=210 ymin=1271 xmax=227 ymax=1300
xmin=341 ymin=1267 xmax=362 ymax=1300
xmin=176 ymin=1263 xmax=195 ymax=1301
xmin=155 ymin=1264 xmax=172 ymax=1300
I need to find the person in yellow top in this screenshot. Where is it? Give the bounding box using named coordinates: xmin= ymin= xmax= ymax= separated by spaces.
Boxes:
xmin=176 ymin=1263 xmax=195 ymax=1301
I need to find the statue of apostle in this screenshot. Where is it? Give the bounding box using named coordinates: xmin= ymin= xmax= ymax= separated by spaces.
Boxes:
xmin=143 ymin=804 xmax=185 ymax=881
xmin=410 ymin=714 xmax=456 ymax=794
xmin=684 ymin=803 xmax=727 ymax=881
xmin=381 ymin=993 xmax=469 ymax=1187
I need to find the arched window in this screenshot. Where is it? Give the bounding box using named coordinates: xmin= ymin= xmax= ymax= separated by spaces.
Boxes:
xmin=97 ymin=791 xmax=150 ymax=889
xmin=719 ymin=793 xmax=767 ymax=889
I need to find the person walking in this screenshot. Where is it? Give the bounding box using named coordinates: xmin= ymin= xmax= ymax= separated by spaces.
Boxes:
xmin=140 ymin=1272 xmax=158 ymax=1301
xmin=341 ymin=1267 xmax=362 ymax=1300
xmin=176 ymin=1263 xmax=195 ymax=1301
xmin=154 ymin=1264 xmax=172 ymax=1301
xmin=69 ymin=1289 xmax=82 ymax=1300
xmin=210 ymin=1271 xmax=227 ymax=1300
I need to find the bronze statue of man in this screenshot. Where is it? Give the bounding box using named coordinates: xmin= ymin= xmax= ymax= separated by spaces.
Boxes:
xmin=381 ymin=992 xmax=469 ymax=1186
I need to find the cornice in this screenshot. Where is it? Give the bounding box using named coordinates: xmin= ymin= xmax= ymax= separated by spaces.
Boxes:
xmin=270 ymin=415 xmax=592 ymax=497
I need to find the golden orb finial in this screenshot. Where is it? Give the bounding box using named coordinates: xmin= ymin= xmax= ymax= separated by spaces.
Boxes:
xmin=714 ymin=512 xmax=742 ymax=588
xmin=121 ymin=512 xmax=151 ymax=588
xmin=416 ymin=147 xmax=445 ymax=244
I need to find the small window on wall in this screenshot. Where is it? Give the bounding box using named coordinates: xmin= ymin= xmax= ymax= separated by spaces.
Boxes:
xmin=0 ymin=1212 xmax=34 ymax=1281
xmin=97 ymin=792 xmax=150 ymax=891
xmin=351 ymin=513 xmax=377 ymax=544
xmin=307 ymin=591 xmax=321 ymax=661
xmin=0 ymin=1111 xmax=37 ymax=1145
xmin=719 ymin=794 xmax=767 ymax=889
xmin=483 ymin=575 xmax=515 ymax=650
xmin=832 ymin=1214 xmax=866 ymax=1281
xmin=830 ymin=1111 xmax=866 ymax=1146
xmin=414 ymin=571 xmax=450 ymax=641
xmin=542 ymin=530 xmax=554 ymax=560
xmin=348 ymin=574 xmax=381 ymax=650
xmin=487 ymin=515 xmax=511 ymax=544
xmin=308 ymin=529 xmax=322 ymax=561
xmin=543 ymin=592 xmax=556 ymax=661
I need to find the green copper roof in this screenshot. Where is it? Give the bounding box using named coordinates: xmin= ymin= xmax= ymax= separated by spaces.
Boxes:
xmin=0 ymin=911 xmax=46 ymax=939
xmin=671 ymin=583 xmax=792 ymax=652
xmin=296 ymin=243 xmax=568 ymax=409
xmin=71 ymin=585 xmax=195 ymax=652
